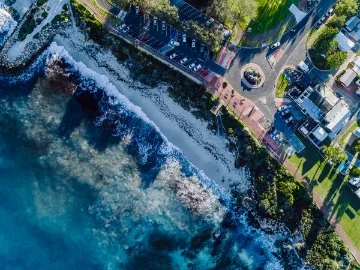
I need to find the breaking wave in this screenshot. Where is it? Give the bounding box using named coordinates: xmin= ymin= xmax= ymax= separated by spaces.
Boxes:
xmin=0 ymin=41 xmax=302 ymax=269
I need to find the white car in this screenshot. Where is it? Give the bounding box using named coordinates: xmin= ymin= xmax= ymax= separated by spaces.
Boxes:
xmin=135 ymin=6 xmax=139 ymax=15
xmin=122 ymin=26 xmax=130 ymax=33
xmin=169 ymin=53 xmax=178 ymax=59
xmin=192 ymin=39 xmax=196 ymax=48
xmin=188 ymin=63 xmax=196 ymax=69
xmin=153 ymin=17 xmax=157 ymax=25
xmin=118 ymin=23 xmax=126 ymax=30
xmin=193 ymin=64 xmax=202 ymax=72
xmin=170 ymin=40 xmax=180 ymax=46
xmin=206 ymin=18 xmax=214 ymax=26
xmin=270 ymin=42 xmax=280 ymax=49
xmin=279 ymin=105 xmax=290 ymax=111
xmin=162 ymin=21 xmax=166 ymax=31
xmin=182 ymin=33 xmax=186 ymax=43
xmin=285 ymin=116 xmax=294 ymax=124
xmin=180 ymin=57 xmax=188 ymax=64
xmin=327 ymin=8 xmax=334 ymax=16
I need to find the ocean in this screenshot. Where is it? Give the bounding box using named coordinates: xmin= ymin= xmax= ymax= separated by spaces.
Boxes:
xmin=0 ymin=43 xmax=285 ymax=269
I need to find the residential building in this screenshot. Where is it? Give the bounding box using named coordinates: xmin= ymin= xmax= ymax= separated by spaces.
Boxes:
xmin=295 ymin=84 xmax=351 ymax=147
xmin=339 ymin=69 xmax=357 ymax=87
xmin=335 ymin=32 xmax=355 ymax=52
xmin=346 ymin=16 xmax=360 ymax=32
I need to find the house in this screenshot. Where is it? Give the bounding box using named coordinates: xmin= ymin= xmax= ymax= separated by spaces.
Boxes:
xmin=335 ymin=32 xmax=355 ymax=52
xmin=339 ymin=69 xmax=357 ymax=87
xmin=346 ymin=16 xmax=360 ymax=32
xmin=295 ymin=84 xmax=351 ymax=147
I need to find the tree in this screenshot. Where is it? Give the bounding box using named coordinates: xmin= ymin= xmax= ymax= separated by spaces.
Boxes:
xmin=354 ymin=141 xmax=360 ymax=153
xmin=335 ymin=0 xmax=358 ymax=18
xmin=227 ymin=0 xmax=258 ymax=26
xmin=326 ymin=15 xmax=346 ymax=28
xmin=325 ymin=51 xmax=347 ymax=69
xmin=209 ymin=0 xmax=258 ymax=26
xmin=323 ymin=145 xmax=347 ymax=165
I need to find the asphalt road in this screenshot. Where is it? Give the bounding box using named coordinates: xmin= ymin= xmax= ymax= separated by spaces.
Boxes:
xmin=225 ymin=0 xmax=338 ymax=121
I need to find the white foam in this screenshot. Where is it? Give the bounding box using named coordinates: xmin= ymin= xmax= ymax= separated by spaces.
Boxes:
xmin=0 ymin=7 xmax=17 ymax=47
xmin=46 ymin=42 xmax=231 ymax=201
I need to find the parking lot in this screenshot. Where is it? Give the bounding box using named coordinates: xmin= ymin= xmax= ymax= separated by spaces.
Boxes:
xmin=169 ymin=0 xmax=225 ymax=31
xmin=121 ymin=6 xmax=226 ymax=77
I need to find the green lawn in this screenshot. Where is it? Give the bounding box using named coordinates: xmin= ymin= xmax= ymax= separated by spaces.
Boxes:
xmin=288 ymin=135 xmax=360 ymax=250
xmin=275 ymin=73 xmax=289 ymax=98
xmin=248 ymin=0 xmax=299 ymax=34
xmin=339 ymin=120 xmax=360 ymax=147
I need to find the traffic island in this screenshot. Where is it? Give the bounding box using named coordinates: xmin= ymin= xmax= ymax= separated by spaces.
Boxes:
xmin=241 ymin=63 xmax=265 ymax=89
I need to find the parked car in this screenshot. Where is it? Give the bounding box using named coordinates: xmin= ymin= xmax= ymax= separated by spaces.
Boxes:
xmin=270 ymin=42 xmax=280 ymax=49
xmin=285 ymin=116 xmax=294 ymax=124
xmin=153 ymin=17 xmax=157 ymax=26
xmin=200 ymin=44 xmax=205 ymax=53
xmin=180 ymin=57 xmax=188 ymax=64
xmin=170 ymin=53 xmax=178 ymax=59
xmin=281 ymin=109 xmax=291 ymax=116
xmin=162 ymin=21 xmax=166 ymax=31
xmin=279 ymin=105 xmax=290 ymax=111
xmin=192 ymin=39 xmax=196 ymax=48
xmin=122 ymin=26 xmax=130 ymax=33
xmin=170 ymin=40 xmax=180 ymax=46
xmin=202 ymin=70 xmax=209 ymax=76
xmin=193 ymin=64 xmax=202 ymax=72
xmin=118 ymin=24 xmax=126 ymax=31
xmin=141 ymin=34 xmax=149 ymax=41
xmin=327 ymin=8 xmax=334 ymax=16
xmin=206 ymin=18 xmax=214 ymax=26
xmin=182 ymin=33 xmax=186 ymax=43
xmin=135 ymin=6 xmax=139 ymax=15
xmin=188 ymin=63 xmax=196 ymax=69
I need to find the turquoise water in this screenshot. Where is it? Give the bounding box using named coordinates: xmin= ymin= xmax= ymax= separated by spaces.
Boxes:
xmin=0 ymin=50 xmax=285 ymax=269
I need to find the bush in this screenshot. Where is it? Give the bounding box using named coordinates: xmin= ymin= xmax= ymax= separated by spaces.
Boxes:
xmin=70 ymin=0 xmax=105 ymax=43
xmin=350 ymin=167 xmax=360 ymax=177
xmin=18 ymin=18 xmax=36 ymax=41
xmin=36 ymin=0 xmax=47 ymax=6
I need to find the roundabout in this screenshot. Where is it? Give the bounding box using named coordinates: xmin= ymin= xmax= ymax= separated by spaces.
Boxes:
xmin=241 ymin=63 xmax=265 ymax=89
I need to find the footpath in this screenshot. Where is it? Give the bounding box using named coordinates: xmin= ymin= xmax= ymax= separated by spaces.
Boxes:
xmin=72 ymin=0 xmax=360 ymax=263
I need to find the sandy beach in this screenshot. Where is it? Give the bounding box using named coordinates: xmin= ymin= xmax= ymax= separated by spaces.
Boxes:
xmin=52 ymin=28 xmax=250 ymax=195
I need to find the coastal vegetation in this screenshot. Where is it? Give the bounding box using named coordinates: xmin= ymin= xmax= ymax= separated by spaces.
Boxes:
xmin=70 ymin=0 xmax=105 ymax=43
xmin=69 ymin=2 xmax=360 ymax=268
xmin=17 ymin=3 xmax=49 ymax=41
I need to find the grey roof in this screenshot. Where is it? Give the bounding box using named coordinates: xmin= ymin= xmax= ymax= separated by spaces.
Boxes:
xmin=346 ymin=16 xmax=360 ymax=31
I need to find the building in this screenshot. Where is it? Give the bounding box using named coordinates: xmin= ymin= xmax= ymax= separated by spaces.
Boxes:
xmin=339 ymin=69 xmax=357 ymax=87
xmin=335 ymin=32 xmax=355 ymax=52
xmin=295 ymin=84 xmax=351 ymax=147
xmin=346 ymin=16 xmax=360 ymax=42
xmin=346 ymin=16 xmax=360 ymax=32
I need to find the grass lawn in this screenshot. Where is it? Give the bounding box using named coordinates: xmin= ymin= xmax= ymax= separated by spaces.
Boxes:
xmin=275 ymin=73 xmax=289 ymax=98
xmin=248 ymin=0 xmax=299 ymax=34
xmin=339 ymin=120 xmax=360 ymax=147
xmin=288 ymin=135 xmax=360 ymax=250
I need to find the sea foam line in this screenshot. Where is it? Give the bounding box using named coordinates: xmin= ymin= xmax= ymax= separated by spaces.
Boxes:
xmin=46 ymin=42 xmax=231 ymax=203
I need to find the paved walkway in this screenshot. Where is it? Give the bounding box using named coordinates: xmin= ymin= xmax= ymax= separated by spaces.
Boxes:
xmin=71 ymin=0 xmax=360 ymax=263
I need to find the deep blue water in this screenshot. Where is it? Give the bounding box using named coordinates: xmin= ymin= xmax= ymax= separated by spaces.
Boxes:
xmin=0 ymin=49 xmax=285 ymax=269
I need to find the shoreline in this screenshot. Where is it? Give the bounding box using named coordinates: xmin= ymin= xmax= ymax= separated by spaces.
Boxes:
xmin=52 ymin=28 xmax=250 ymax=195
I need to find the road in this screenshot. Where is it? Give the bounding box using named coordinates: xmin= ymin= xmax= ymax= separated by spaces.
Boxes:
xmin=225 ymin=0 xmax=337 ymax=122
xmin=73 ymin=0 xmax=360 ymax=263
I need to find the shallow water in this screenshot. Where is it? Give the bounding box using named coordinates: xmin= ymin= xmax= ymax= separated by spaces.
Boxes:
xmin=0 ymin=49 xmax=285 ymax=269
